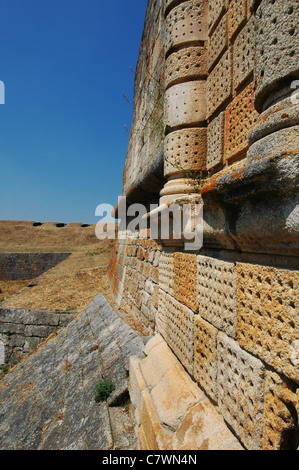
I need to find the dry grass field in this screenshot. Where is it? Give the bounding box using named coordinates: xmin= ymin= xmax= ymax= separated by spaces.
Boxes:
xmin=0 ymin=220 xmax=117 ymax=312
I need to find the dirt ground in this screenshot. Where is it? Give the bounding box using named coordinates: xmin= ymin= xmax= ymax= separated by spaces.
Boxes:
xmin=0 ymin=280 xmax=30 ymax=303
xmin=0 ymin=220 xmax=148 ymax=335
xmin=0 ymin=220 xmax=116 ymax=311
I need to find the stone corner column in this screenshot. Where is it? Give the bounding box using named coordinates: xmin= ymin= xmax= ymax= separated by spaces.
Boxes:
xmin=160 ymin=0 xmax=209 ymax=205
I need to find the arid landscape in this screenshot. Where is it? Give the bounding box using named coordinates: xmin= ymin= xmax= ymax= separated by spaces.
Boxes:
xmin=0 ymin=221 xmax=115 ymax=311
xmin=0 ymin=220 xmax=147 ymax=336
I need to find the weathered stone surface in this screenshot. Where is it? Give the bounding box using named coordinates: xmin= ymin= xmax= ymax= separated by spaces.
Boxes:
xmin=236 ymin=263 xmax=299 ymax=384
xmin=129 ymin=356 xmax=147 ymax=424
xmin=157 ymin=289 xmax=195 ymax=375
xmin=173 ymin=402 xmax=244 ymax=450
xmin=207 ymin=49 xmax=232 ymax=117
xmin=108 ymin=406 xmax=137 ymax=451
xmin=197 ymin=255 xmax=237 ymax=339
xmin=201 ymin=154 xmax=299 ymax=257
xmin=0 ymin=253 xmax=70 ymax=280
xmin=207 ymin=111 xmax=225 ymax=169
xmin=224 ymin=81 xmax=259 ymax=161
xmin=109 ymin=0 xmax=299 ymax=452
xmin=130 ymin=334 xmax=243 ymax=450
xmin=121 ymin=0 xmax=165 ymax=198
xmin=164 ymin=128 xmax=207 ymax=177
xmin=0 ymin=294 xmax=145 ymax=450
xmin=228 ymin=0 xmax=247 ymax=41
xmin=233 ymin=15 xmax=255 ymax=90
xmin=208 ymin=0 xmax=227 ymax=33
xmin=208 ymin=13 xmax=228 ymax=71
xmin=0 ymin=307 xmax=74 ymax=367
xmin=254 ymin=0 xmax=299 ymax=112
xmin=194 ymin=315 xmax=218 ymax=402
xmin=151 ymin=363 xmax=203 ymax=431
xmin=165 ymin=46 xmax=207 ymax=89
xmin=165 ymin=0 xmax=208 ymax=54
xmin=248 ymin=96 xmax=299 ymax=146
xmin=140 ymin=339 xmax=179 ymax=390
xmin=217 ymin=332 xmax=266 ymax=450
xmin=173 ymin=252 xmax=197 ymax=311
xmin=262 ymin=370 xmax=298 ymax=450
xmin=139 ymin=388 xmax=164 ymax=450
xmin=159 ymin=178 xmax=201 ymax=205
xmin=165 ymin=81 xmax=207 ymax=128
xmin=247 ymin=126 xmax=299 ymax=163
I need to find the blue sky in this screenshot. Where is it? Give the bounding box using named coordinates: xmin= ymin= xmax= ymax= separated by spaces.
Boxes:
xmin=0 ymin=0 xmax=148 ymax=224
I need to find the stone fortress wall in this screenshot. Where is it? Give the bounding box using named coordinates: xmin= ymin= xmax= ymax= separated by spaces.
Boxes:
xmin=0 ymin=253 xmax=70 ymax=280
xmin=109 ymin=0 xmax=299 ymax=450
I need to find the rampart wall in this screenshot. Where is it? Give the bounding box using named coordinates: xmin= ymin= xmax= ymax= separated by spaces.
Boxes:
xmin=0 ymin=307 xmax=73 ymax=368
xmin=109 ymin=0 xmax=299 ymax=450
xmin=0 ymin=253 xmax=70 ymax=280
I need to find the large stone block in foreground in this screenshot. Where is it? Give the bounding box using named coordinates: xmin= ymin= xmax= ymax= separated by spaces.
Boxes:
xmin=129 ymin=334 xmax=244 ymax=450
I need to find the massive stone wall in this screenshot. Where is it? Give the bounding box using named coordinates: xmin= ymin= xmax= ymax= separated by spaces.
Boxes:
xmin=0 ymin=307 xmax=73 ymax=368
xmin=0 ymin=253 xmax=70 ymax=280
xmin=121 ymin=0 xmax=166 ymax=207
xmin=109 ymin=0 xmax=299 ymax=451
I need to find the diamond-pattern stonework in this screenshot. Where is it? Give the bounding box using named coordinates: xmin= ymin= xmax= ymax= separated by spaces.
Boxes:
xmin=217 ymin=332 xmax=266 ymax=450
xmin=173 ymin=252 xmax=197 ymax=311
xmin=197 ymin=255 xmax=237 ymax=339
xmin=236 ymin=263 xmax=299 ymax=384
xmin=157 ymin=289 xmax=195 ymax=376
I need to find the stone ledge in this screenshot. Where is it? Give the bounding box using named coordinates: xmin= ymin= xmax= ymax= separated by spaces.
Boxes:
xmin=129 ymin=334 xmax=243 ymax=450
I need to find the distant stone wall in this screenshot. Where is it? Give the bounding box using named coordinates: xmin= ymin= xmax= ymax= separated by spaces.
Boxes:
xmin=109 ymin=0 xmax=299 ymax=451
xmin=0 ymin=307 xmax=74 ymax=367
xmin=120 ymin=0 xmax=166 ymax=210
xmin=0 ymin=253 xmax=70 ymax=280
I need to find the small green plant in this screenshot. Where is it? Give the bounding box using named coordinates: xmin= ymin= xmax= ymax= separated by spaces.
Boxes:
xmin=93 ymin=378 xmax=115 ymax=403
xmin=67 ymin=305 xmax=76 ymax=311
xmin=164 ymin=155 xmax=210 ymax=194
xmin=85 ymin=248 xmax=101 ymax=257
xmin=123 ymin=64 xmax=165 ymax=141
xmin=1 ymin=365 xmax=9 ymax=375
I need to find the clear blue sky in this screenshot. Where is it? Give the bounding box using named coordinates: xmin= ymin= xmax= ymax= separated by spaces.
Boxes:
xmin=0 ymin=0 xmax=148 ymax=224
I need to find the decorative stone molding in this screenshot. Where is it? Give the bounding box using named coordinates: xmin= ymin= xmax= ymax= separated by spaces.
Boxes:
xmin=201 ymin=154 xmax=299 ymax=256
xmin=254 ymin=0 xmax=299 ymax=113
xmin=159 ymin=0 xmax=208 ymax=213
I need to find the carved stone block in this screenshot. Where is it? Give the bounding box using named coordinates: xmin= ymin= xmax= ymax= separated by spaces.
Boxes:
xmin=165 ymin=0 xmax=208 ymax=54
xmin=158 ymin=250 xmax=174 ymax=294
xmin=208 ymin=13 xmax=228 ymax=71
xmin=228 ymin=0 xmax=247 ymax=41
xmin=207 ymin=111 xmax=225 ymax=169
xmin=263 ymin=370 xmax=298 ymax=450
xmin=208 ymin=0 xmax=227 ymax=33
xmin=224 ymin=82 xmax=258 ymax=161
xmin=157 ymin=289 xmax=195 ymax=375
xmin=165 ymin=46 xmax=207 ymax=89
xmin=207 ymin=49 xmax=232 ymax=118
xmin=165 ymin=81 xmax=207 ymax=128
xmin=197 ymin=255 xmax=237 ymax=338
xmin=173 ymin=252 xmax=197 ymax=311
xmin=255 ymin=0 xmax=299 ymax=111
xmin=233 ymin=15 xmax=255 ymax=90
xmin=217 ymin=332 xmax=266 ymax=450
xmin=164 ymin=128 xmax=207 ymax=177
xmin=236 ymin=262 xmax=299 ymax=384
xmin=194 ymin=315 xmax=218 ymax=402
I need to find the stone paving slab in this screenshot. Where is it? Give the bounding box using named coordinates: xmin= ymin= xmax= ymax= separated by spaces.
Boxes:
xmin=0 ymin=294 xmax=146 ymax=450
